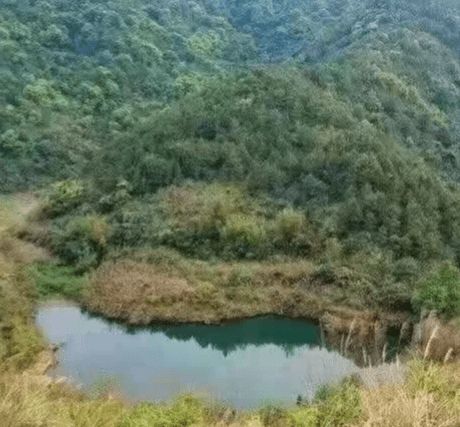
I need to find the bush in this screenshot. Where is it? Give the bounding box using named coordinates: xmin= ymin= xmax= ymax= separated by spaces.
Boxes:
xmin=42 ymin=180 xmax=85 ymax=217
xmin=52 ymin=215 xmax=109 ymax=272
xmin=313 ymin=379 xmax=362 ymax=426
xmin=273 ymin=209 xmax=306 ymax=241
xmin=222 ymin=214 xmax=269 ymax=258
xmin=272 ymin=209 xmax=312 ymax=254
xmin=312 ymin=262 xmax=337 ymax=284
xmin=392 ymin=257 xmax=419 ymax=282
xmin=109 ymin=201 xmax=165 ymax=247
xmin=412 ymin=263 xmax=460 ymax=317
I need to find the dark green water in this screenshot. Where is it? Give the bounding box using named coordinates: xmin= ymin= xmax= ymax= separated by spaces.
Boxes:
xmin=37 ymin=304 xmax=358 ymax=408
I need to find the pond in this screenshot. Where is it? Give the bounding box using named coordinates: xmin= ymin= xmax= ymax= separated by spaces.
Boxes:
xmin=37 ymin=303 xmax=358 ymax=409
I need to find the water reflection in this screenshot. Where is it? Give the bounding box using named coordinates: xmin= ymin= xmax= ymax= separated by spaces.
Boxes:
xmin=37 ymin=304 xmax=358 ymax=408
xmin=114 ymin=315 xmax=323 ymax=356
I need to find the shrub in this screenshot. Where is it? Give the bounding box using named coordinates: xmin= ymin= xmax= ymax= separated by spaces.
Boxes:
xmin=273 ymin=209 xmax=306 ymax=242
xmin=312 ymin=262 xmax=337 ymax=284
xmin=272 ymin=209 xmax=312 ymax=254
xmin=412 ymin=263 xmax=460 ymax=317
xmin=109 ymin=201 xmax=165 ymax=247
xmin=43 ymin=180 xmax=85 ymax=217
xmin=313 ymin=379 xmax=362 ymax=426
xmin=221 ymin=214 xmax=269 ymax=258
xmin=392 ymin=257 xmax=419 ymax=282
xmin=52 ymin=215 xmax=109 ymax=272
xmin=289 ymin=406 xmax=320 ymax=427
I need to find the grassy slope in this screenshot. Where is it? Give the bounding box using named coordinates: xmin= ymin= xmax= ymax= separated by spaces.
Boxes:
xmin=0 ymin=194 xmax=46 ymax=370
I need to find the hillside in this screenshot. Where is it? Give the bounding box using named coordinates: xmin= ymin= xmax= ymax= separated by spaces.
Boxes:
xmin=1 ymin=0 xmax=459 ymax=189
xmin=1 ymin=0 xmax=459 ymax=318
xmin=1 ymin=0 xmax=460 ymax=425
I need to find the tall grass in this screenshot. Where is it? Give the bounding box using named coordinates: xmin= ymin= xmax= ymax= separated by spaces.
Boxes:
xmin=359 ymin=361 xmax=460 ymax=427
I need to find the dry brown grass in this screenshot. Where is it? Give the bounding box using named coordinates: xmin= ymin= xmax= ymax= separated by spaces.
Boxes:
xmin=360 ymin=386 xmax=458 ymax=427
xmin=0 ymin=194 xmax=49 ymax=371
xmin=0 ymin=194 xmax=50 ymax=268
xmin=84 ymin=252 xmax=407 ymax=368
xmin=87 ymin=260 xmax=196 ymax=324
xmin=358 ymin=362 xmax=460 ymax=427
xmin=416 ymin=313 xmax=460 ymax=362
xmin=0 ymin=372 xmax=125 ymax=427
xmin=1 ymin=361 xmax=458 ymax=427
xmin=84 ymin=254 xmax=341 ymax=325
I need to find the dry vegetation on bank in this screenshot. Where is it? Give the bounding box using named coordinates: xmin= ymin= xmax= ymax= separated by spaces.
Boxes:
xmin=84 ymin=252 xmax=411 ymax=366
xmin=0 ymin=360 xmax=458 ymax=427
xmin=83 ymin=234 xmax=409 ymax=324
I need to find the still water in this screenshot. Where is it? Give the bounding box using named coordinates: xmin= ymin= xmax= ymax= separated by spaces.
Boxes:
xmin=37 ymin=303 xmax=358 ymax=408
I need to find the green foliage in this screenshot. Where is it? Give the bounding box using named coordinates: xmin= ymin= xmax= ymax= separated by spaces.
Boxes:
xmin=120 ymin=396 xmax=207 ymax=427
xmin=413 ymin=263 xmax=460 ymax=317
xmin=312 ymin=379 xmax=363 ymax=426
xmin=0 ymin=0 xmax=257 ymax=191
xmin=43 ymin=180 xmax=85 ymax=217
xmin=2 ymin=0 xmax=460 ymax=316
xmin=259 ymin=405 xmax=292 ymax=427
xmin=0 ymin=270 xmax=43 ymax=370
xmin=52 ymin=215 xmax=109 ymax=272
xmin=262 ymin=380 xmax=363 ymax=427
xmin=105 ymin=183 xmax=315 ymax=260
xmin=97 ymin=67 xmax=460 ymax=268
xmin=26 ymin=263 xmax=87 ymax=300
xmin=221 ymin=214 xmax=269 ymax=258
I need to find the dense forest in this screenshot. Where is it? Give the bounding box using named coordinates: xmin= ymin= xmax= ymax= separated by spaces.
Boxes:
xmin=1 ymin=0 xmax=460 ymax=317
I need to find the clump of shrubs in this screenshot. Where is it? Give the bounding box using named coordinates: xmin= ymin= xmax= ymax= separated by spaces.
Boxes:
xmin=221 ymin=214 xmax=269 ymax=259
xmin=52 ymin=215 xmax=109 ymax=272
xmin=42 ymin=180 xmax=85 ymax=217
xmin=159 ymin=183 xmax=315 ymax=260
xmin=412 ymin=263 xmax=460 ymax=317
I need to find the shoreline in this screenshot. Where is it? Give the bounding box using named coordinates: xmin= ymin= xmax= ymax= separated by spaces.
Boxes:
xmin=41 ymin=297 xmax=412 ymax=367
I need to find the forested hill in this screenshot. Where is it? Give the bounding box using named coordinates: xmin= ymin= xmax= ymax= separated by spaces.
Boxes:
xmin=204 ymin=0 xmax=460 ymax=61
xmin=1 ymin=1 xmax=460 ymax=314
xmin=1 ymin=0 xmax=459 ymax=190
